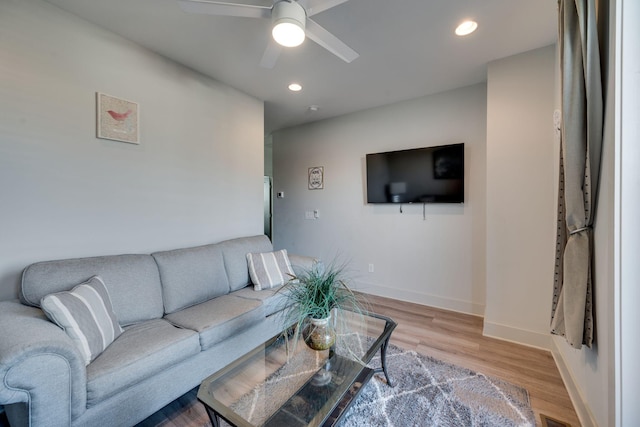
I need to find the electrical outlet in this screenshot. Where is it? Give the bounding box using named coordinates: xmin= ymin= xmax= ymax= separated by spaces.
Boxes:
xmin=368 ymin=263 xmax=374 ymax=273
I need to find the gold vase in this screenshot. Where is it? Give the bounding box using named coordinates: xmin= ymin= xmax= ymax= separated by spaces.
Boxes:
xmin=303 ymin=315 xmax=336 ymax=351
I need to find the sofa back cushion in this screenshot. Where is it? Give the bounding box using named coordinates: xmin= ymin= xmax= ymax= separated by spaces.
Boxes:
xmin=21 ymin=254 xmax=164 ymax=326
xmin=152 ymin=244 xmax=229 ymax=314
xmin=217 ymin=235 xmax=273 ymax=291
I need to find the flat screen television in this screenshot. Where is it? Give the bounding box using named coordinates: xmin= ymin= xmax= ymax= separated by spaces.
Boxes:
xmin=366 ymin=143 xmax=464 ymax=204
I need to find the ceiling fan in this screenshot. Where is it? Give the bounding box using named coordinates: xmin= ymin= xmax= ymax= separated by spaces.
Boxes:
xmin=177 ymin=0 xmax=359 ymax=68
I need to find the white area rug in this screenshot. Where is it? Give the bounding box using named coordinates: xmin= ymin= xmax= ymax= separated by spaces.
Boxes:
xmin=339 ymin=342 xmax=535 ymax=426
xmin=219 ymin=334 xmax=536 ymax=427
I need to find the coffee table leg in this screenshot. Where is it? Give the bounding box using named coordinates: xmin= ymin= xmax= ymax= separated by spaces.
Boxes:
xmin=376 ymin=336 xmax=394 ymax=387
xmin=204 ymin=405 xmax=222 ymax=427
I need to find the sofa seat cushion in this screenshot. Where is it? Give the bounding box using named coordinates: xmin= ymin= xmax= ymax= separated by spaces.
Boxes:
xmin=164 ymin=294 xmax=263 ymax=350
xmin=231 ymin=286 xmax=289 ymax=317
xmin=86 ymin=319 xmax=200 ymax=406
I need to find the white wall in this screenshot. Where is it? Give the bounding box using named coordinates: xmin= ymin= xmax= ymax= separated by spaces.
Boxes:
xmin=484 ymin=45 xmax=557 ymax=349
xmin=616 ymin=1 xmax=640 ymax=425
xmin=0 ymin=0 xmax=264 ymax=301
xmin=272 ymin=84 xmax=487 ymax=315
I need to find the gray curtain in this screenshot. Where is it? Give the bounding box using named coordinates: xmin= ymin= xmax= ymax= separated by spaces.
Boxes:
xmin=550 ymin=0 xmax=605 ymax=349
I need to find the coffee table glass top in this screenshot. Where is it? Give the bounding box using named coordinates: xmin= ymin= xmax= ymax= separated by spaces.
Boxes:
xmin=197 ymin=310 xmax=396 ymax=427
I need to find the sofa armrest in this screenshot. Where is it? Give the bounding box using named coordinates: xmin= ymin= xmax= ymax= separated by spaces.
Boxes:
xmin=0 ymin=300 xmax=87 ymax=426
xmin=287 ymin=254 xmax=323 ymax=276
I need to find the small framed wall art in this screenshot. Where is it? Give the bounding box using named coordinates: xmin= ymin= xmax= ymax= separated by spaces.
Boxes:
xmin=308 ymin=166 xmax=324 ymax=190
xmin=96 ymin=92 xmax=139 ymax=144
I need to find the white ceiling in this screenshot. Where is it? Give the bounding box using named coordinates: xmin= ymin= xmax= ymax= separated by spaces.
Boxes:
xmin=42 ymin=0 xmax=558 ymax=134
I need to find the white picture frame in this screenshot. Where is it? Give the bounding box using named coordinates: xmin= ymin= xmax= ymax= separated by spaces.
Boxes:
xmin=308 ymin=166 xmax=324 ymax=190
xmin=96 ymin=92 xmax=139 ymax=144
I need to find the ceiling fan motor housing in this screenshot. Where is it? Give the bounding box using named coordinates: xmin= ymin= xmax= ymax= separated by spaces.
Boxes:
xmin=272 ymin=1 xmax=307 ymax=47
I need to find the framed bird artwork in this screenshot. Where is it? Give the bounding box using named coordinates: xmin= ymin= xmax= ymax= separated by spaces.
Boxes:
xmin=96 ymin=92 xmax=139 ymax=144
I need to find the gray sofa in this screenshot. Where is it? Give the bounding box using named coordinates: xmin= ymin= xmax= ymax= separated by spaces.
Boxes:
xmin=0 ymin=235 xmax=314 ymax=427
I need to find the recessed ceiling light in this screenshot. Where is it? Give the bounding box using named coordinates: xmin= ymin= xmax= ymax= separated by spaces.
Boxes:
xmin=288 ymin=83 xmax=303 ymax=92
xmin=455 ymin=20 xmax=478 ymax=36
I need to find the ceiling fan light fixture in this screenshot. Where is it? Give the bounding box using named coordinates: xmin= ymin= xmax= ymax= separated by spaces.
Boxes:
xmin=455 ymin=20 xmax=478 ymax=36
xmin=272 ymin=1 xmax=306 ymax=47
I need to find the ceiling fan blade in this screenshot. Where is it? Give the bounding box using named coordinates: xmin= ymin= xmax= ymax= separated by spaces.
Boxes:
xmin=259 ymin=40 xmax=282 ymax=69
xmin=298 ymin=0 xmax=349 ymax=17
xmin=305 ymin=18 xmax=359 ymax=63
xmin=178 ymin=0 xmax=271 ymax=19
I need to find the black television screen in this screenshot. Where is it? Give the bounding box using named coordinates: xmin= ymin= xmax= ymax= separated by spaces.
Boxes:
xmin=366 ymin=143 xmax=464 ymax=204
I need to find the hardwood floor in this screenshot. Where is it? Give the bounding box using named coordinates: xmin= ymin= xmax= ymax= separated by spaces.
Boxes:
xmin=139 ymin=293 xmax=580 ymax=426
xmin=364 ymin=294 xmax=580 ymax=427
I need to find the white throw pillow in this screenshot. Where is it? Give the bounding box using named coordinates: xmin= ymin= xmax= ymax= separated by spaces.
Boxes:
xmin=246 ymin=249 xmax=295 ymax=291
xmin=41 ymin=276 xmax=124 ymax=365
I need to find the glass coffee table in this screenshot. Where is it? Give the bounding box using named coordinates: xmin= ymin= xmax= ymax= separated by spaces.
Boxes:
xmin=197 ymin=310 xmax=396 ymax=427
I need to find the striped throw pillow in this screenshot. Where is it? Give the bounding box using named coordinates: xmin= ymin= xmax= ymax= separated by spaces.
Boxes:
xmin=41 ymin=276 xmax=124 ymax=365
xmin=246 ymin=249 xmax=295 ymax=291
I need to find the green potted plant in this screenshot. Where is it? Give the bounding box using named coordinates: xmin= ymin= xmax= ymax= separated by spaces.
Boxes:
xmin=278 ymin=261 xmax=363 ymax=351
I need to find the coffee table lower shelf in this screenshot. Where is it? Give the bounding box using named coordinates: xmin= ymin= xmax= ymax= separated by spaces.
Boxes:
xmin=319 ymin=367 xmax=374 ymax=426
xmin=200 ymin=360 xmax=374 ymax=427
xmin=198 ymin=311 xmax=396 ymax=427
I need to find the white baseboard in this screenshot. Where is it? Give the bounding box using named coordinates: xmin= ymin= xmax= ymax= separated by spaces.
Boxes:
xmin=358 ymin=281 xmax=551 ymax=350
xmin=549 ymin=337 xmax=599 ymax=427
xmin=482 ymin=320 xmax=551 ymax=350
xmin=356 ymin=281 xmax=485 ymax=317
